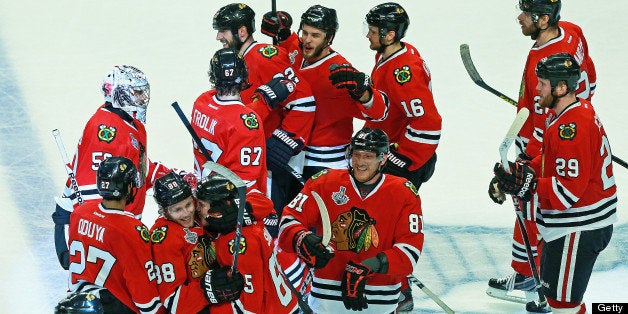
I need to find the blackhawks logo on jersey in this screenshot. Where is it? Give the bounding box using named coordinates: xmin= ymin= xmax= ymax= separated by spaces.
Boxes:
xmin=241 ymin=112 xmax=260 ymax=130
xmin=150 ymin=225 xmax=168 ymax=244
xmin=259 ymin=45 xmax=279 ymax=59
xmin=404 ymin=181 xmax=419 ymax=197
xmin=558 ymin=122 xmax=577 ymax=140
xmin=136 ymin=225 xmax=151 ymax=243
xmin=97 ymin=124 xmax=116 ymax=143
xmin=331 ymin=207 xmax=379 ymax=253
xmin=228 ymin=235 xmax=247 ymax=255
xmin=188 ymin=236 xmax=217 ymax=278
xmin=394 ymin=65 xmax=412 ymax=85
xmin=310 ymin=169 xmax=329 ymax=180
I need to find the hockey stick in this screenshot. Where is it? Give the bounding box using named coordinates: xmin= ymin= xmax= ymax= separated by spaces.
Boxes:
xmin=460 ymin=44 xmax=518 ymax=106
xmin=461 ymin=43 xmax=628 ymax=170
xmin=499 ymin=108 xmax=530 ymax=173
xmin=52 ymin=129 xmax=84 ymax=205
xmin=170 ymin=102 xmax=247 ymax=274
xmin=408 ymin=276 xmax=454 ymax=314
xmin=497 ymin=107 xmax=547 ymax=306
xmin=271 ymin=0 xmax=277 ymax=45
xmin=201 ymin=162 xmax=247 ymax=276
xmin=310 ymin=191 xmax=331 ymax=248
xmin=274 ymin=255 xmax=313 ymax=314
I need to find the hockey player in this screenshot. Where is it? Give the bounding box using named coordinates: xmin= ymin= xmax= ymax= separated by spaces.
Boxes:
xmin=213 ymin=3 xmax=316 ymax=216
xmin=291 ymin=5 xmax=389 ymax=179
xmin=68 ymin=156 xmax=163 ymax=313
xmin=492 ymin=53 xmax=616 ymax=314
xmin=487 ymin=1 xmax=597 ymax=311
xmin=345 ymin=2 xmax=440 ymax=190
xmin=190 ymin=48 xmax=270 ymax=193
xmin=52 ymin=65 xmax=176 ymax=270
xmin=150 ymin=172 xmax=247 ymax=313
xmin=278 ymin=128 xmax=424 ymax=313
xmin=195 ymin=173 xmax=300 ymax=314
xmin=329 ymin=4 xmax=441 ymax=309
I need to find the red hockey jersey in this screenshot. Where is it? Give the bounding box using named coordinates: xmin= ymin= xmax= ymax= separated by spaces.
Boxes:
xmin=294 ymin=50 xmax=389 ymax=169
xmin=59 ymin=104 xmax=171 ymax=217
xmin=240 ymin=41 xmax=315 ymax=144
xmin=530 ymin=99 xmax=617 ymax=242
xmin=365 ymin=42 xmax=441 ymax=171
xmin=278 ymin=169 xmax=424 ymax=313
xmin=69 ymin=202 xmax=163 ymax=313
xmin=150 ymin=217 xmax=210 ymax=314
xmin=191 ymin=91 xmax=267 ymax=194
xmin=211 ymin=210 xmax=299 ymax=314
xmin=517 ymin=21 xmax=596 ymax=158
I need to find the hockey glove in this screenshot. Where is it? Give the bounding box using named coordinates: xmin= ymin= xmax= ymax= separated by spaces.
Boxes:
xmin=263 ymin=212 xmax=279 ymax=238
xmin=329 ymin=63 xmax=372 ymax=101
xmin=294 ymin=230 xmax=334 ymax=269
xmin=261 ymin=11 xmax=293 ymax=43
xmin=254 ymin=77 xmax=296 ymax=109
xmin=382 ymin=145 xmax=413 ymax=178
xmin=200 ymin=266 xmax=245 ymax=304
xmin=341 ymin=261 xmax=372 ymax=311
xmin=488 ymin=176 xmax=506 ymax=204
xmin=266 ymin=129 xmax=304 ymax=173
xmin=493 ymin=161 xmax=537 ymax=202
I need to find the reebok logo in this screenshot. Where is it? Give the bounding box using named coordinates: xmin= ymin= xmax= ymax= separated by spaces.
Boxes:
xmin=517 ymin=173 xmax=534 ymax=198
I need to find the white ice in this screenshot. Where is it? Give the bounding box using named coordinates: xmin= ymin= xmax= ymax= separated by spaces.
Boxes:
xmin=0 ymin=1 xmax=626 ymax=313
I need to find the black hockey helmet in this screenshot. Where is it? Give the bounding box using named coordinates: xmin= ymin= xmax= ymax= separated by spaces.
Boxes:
xmin=300 ymin=5 xmax=338 ymax=43
xmin=536 ymin=52 xmax=580 ymax=92
xmin=196 ymin=173 xmax=239 ymax=204
xmin=348 ymin=128 xmax=390 ymax=160
xmin=196 ymin=173 xmax=240 ymax=234
xmin=55 ymin=292 xmax=104 ymax=314
xmin=519 ymin=0 xmax=561 ymax=25
xmin=96 ymin=156 xmax=139 ymax=202
xmin=209 ymin=48 xmax=250 ymax=91
xmin=153 ymin=172 xmax=193 ymax=212
xmin=366 ymin=2 xmax=410 ymax=41
xmin=213 ymin=3 xmax=256 ymax=34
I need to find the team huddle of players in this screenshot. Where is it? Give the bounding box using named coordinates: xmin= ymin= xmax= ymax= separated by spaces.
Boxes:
xmin=52 ymin=1 xmax=617 ymax=314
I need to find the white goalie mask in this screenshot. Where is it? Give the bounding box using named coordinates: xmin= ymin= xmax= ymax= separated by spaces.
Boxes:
xmin=102 ymin=65 xmax=150 ymax=123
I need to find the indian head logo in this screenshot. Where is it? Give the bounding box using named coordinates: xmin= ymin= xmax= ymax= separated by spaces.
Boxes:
xmin=331 ymin=207 xmax=379 ymax=253
xmin=188 ymin=236 xmax=217 ymax=278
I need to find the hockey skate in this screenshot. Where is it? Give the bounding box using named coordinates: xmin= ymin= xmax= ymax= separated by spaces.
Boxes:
xmin=526 ymin=300 xmax=552 ymax=313
xmin=396 ymin=285 xmax=414 ymax=313
xmin=486 ymin=272 xmax=537 ymax=304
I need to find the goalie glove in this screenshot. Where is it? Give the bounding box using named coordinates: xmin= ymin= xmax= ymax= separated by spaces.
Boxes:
xmin=493 ymin=161 xmax=537 ymax=202
xmin=341 ymin=261 xmax=372 ymax=311
xmin=254 ymin=77 xmax=296 ymax=109
xmin=328 ymin=63 xmax=372 ymax=101
xmin=200 ymin=266 xmax=245 ymax=304
xmin=488 ymin=176 xmax=506 ymax=204
xmin=266 ymin=129 xmax=304 ymax=173
xmin=261 ymin=11 xmax=293 ymax=43
xmin=294 ymin=230 xmax=334 ymax=269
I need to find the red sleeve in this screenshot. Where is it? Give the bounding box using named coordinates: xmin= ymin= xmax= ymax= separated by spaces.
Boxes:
xmin=277 ymin=180 xmax=321 ymax=253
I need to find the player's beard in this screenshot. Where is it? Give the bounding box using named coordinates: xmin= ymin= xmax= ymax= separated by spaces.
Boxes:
xmin=303 ymin=43 xmax=326 ymax=62
xmin=538 ymin=91 xmax=556 ymax=109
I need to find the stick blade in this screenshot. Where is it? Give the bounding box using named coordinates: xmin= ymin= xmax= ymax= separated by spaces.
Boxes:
xmin=460 ymin=43 xmax=484 ymax=84
xmin=311 ymin=191 xmax=331 ymax=247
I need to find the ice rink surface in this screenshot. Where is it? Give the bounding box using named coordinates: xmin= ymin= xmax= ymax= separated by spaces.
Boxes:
xmin=0 ymin=1 xmax=626 ymax=312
